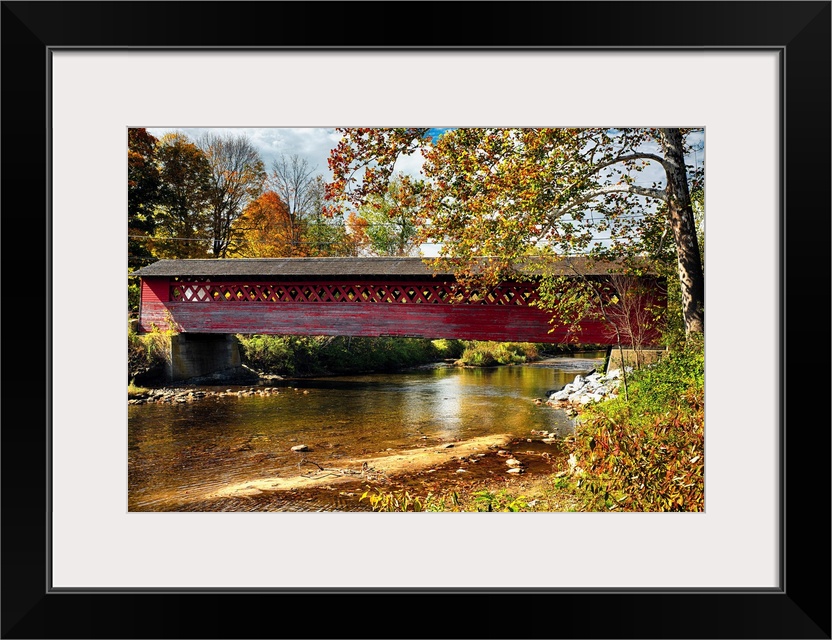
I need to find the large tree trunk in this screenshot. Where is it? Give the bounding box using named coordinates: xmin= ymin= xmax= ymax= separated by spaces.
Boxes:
xmin=659 ymin=128 xmax=705 ymax=335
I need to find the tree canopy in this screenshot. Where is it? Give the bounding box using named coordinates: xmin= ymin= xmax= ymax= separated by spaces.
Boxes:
xmin=326 ymin=127 xmax=704 ymax=338
xmin=197 ymin=132 xmax=267 ymax=258
xmin=352 ymin=175 xmax=420 ymax=256
xmin=152 ymin=132 xmax=213 ymax=259
xmin=128 ymin=128 xmax=164 ymax=269
xmin=126 ymin=129 xmax=362 ymax=304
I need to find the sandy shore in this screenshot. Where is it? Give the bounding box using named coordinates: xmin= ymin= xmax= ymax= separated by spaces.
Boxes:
xmin=205 ymin=434 xmax=515 ymax=499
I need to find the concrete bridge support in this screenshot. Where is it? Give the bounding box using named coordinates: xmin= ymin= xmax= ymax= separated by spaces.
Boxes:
xmin=605 ymin=347 xmax=667 ymax=372
xmin=167 ymin=333 xmax=244 ymax=383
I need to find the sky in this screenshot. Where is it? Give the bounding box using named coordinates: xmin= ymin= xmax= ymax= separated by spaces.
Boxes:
xmin=147 ymin=127 xmax=437 ymax=184
xmin=148 ymin=127 xmax=342 ymax=181
xmin=146 ymin=126 xmax=703 ymax=184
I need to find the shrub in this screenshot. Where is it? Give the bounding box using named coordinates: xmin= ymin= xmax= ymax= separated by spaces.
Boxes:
xmin=360 ymin=487 xmax=460 ymax=512
xmin=236 ymin=335 xmax=443 ymax=376
xmin=237 ymin=335 xmax=320 ymax=375
xmin=128 ymin=280 xmax=141 ymax=315
xmin=570 ymin=336 xmax=704 ymax=511
xmin=431 ymin=339 xmax=466 ymax=359
xmin=127 ymin=322 xmax=169 ymax=382
xmin=456 ymin=341 xmax=541 ymax=366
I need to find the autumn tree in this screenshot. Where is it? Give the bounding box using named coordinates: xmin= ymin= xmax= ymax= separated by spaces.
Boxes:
xmin=128 ymin=128 xmax=162 ymax=270
xmin=304 ymin=176 xmax=357 ymax=256
xmin=152 ymin=133 xmax=213 ymax=259
xmin=197 ymin=132 xmax=266 ymax=258
xmin=327 ymin=127 xmax=704 ymax=337
xmin=233 ymin=178 xmax=357 ymax=258
xmin=231 ymin=190 xmax=294 ymax=257
xmin=354 ymin=175 xmax=419 ymax=256
xmin=345 ymin=212 xmax=371 ymax=255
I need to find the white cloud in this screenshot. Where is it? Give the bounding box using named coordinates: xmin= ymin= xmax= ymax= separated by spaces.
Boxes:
xmin=391 ymin=146 xmax=427 ymax=178
xmin=145 ymin=126 xmax=340 ymax=181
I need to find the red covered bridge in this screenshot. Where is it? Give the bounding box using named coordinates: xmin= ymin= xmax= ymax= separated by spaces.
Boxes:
xmin=133 ymin=256 xmax=665 ymax=345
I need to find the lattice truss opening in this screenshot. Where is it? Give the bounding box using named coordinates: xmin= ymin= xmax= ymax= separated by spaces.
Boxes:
xmin=170 ymin=279 xmax=539 ymax=306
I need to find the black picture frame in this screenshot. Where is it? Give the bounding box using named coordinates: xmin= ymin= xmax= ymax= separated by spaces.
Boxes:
xmin=2 ymin=2 xmax=829 ymax=638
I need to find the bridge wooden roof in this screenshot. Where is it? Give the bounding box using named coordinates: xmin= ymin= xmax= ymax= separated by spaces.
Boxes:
xmin=132 ymin=256 xmax=643 ymax=279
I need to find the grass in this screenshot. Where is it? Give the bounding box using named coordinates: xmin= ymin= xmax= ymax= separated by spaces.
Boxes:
xmin=128 ymin=380 xmax=151 ymax=398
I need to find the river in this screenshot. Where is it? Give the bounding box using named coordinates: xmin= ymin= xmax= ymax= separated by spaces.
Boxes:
xmin=128 ymin=352 xmax=605 ymax=512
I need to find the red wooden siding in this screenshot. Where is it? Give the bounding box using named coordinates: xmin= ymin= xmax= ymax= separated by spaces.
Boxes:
xmin=139 ymin=279 xmax=170 ymax=331
xmin=138 ymin=276 xmax=664 ymax=345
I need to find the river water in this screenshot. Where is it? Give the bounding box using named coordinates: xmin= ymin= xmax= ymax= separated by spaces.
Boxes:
xmin=128 ymin=352 xmax=605 ymax=511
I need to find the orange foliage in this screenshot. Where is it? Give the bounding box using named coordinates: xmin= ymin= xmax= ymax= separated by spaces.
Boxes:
xmin=231 ymin=190 xmax=304 ymax=257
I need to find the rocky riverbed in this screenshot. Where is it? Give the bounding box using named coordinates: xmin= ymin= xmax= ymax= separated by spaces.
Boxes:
xmin=541 ymin=367 xmax=633 ymax=414
xmin=128 ymin=376 xmax=292 ymax=405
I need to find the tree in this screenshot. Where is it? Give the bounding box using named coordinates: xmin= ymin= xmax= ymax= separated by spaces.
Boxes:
xmin=268 ymin=154 xmax=320 ymax=253
xmin=354 ymin=175 xmax=419 ymax=256
xmin=197 ymin=132 xmax=266 ymax=258
xmin=231 ymin=190 xmax=295 ymax=257
xmin=232 ymin=181 xmax=359 ymax=258
xmin=128 ymin=128 xmax=161 ymax=270
xmin=327 ymin=127 xmax=704 ymax=337
xmin=305 ymin=175 xmax=358 ymax=257
xmin=153 ymin=133 xmax=213 ymax=259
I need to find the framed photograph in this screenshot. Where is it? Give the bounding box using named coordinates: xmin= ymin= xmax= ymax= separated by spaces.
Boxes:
xmin=3 ymin=1 xmax=829 ymax=638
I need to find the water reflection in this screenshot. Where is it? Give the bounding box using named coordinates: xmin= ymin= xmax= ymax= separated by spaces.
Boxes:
xmin=128 ymin=354 xmax=604 ymax=510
